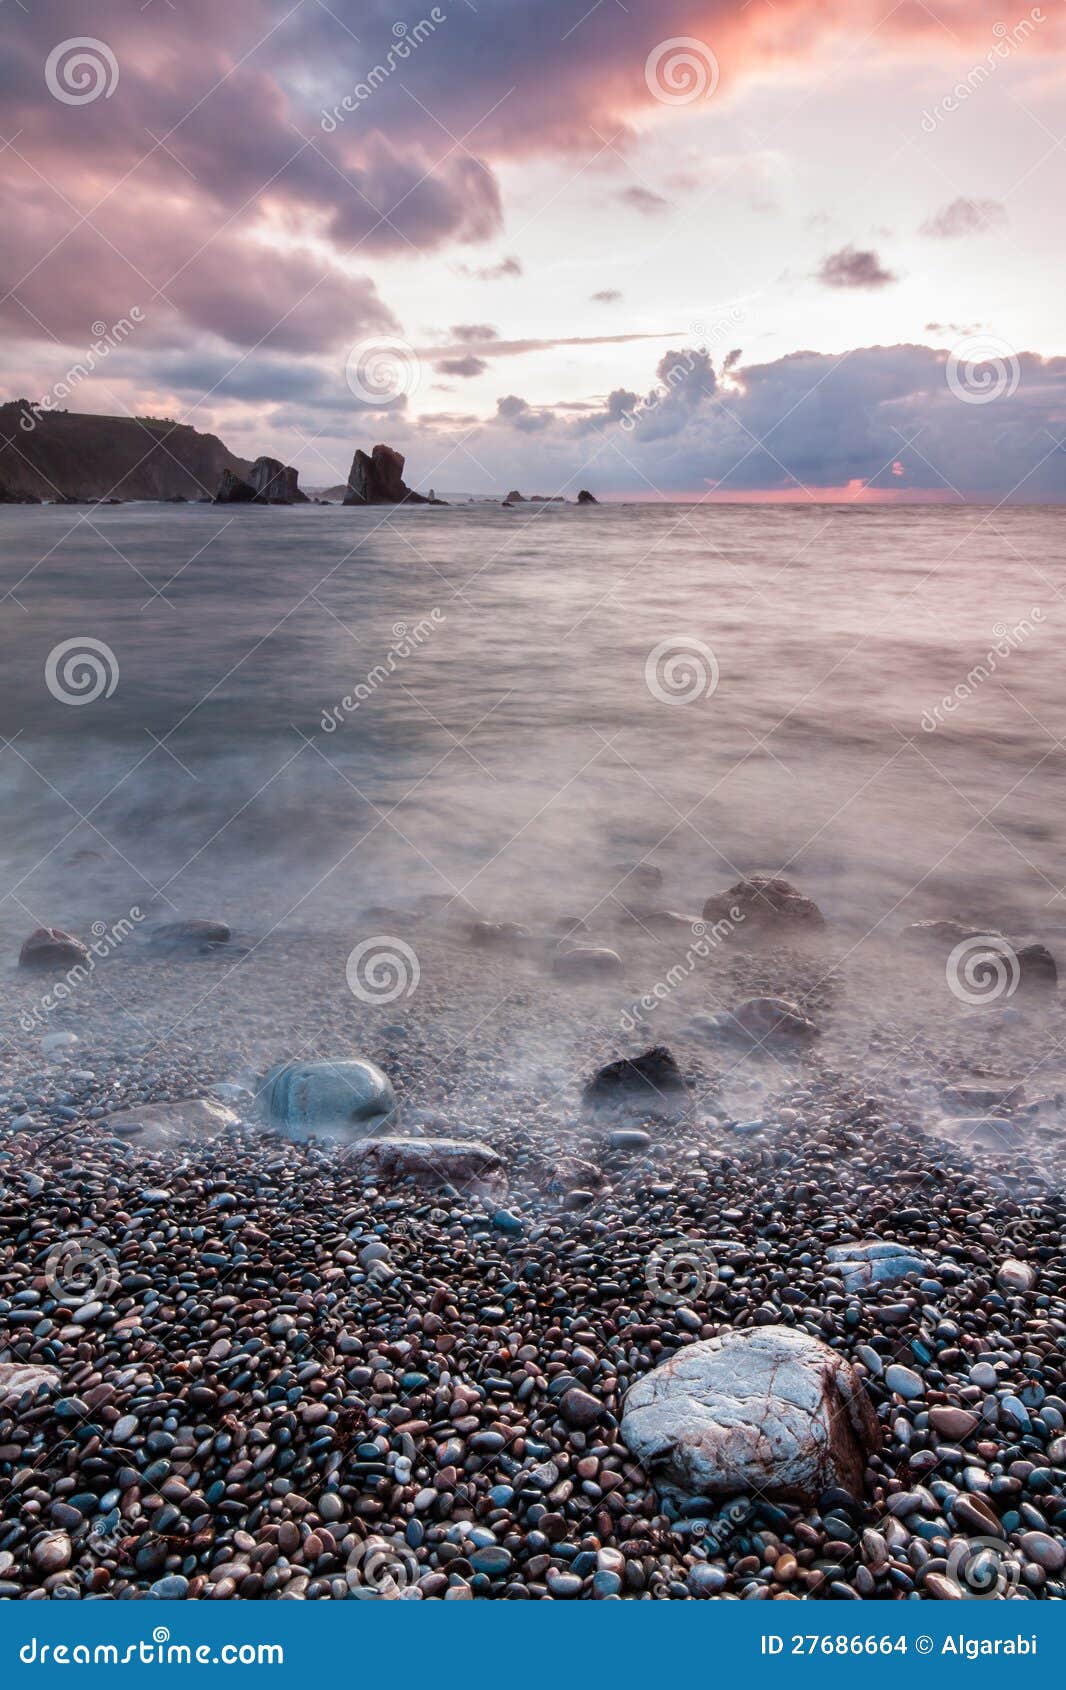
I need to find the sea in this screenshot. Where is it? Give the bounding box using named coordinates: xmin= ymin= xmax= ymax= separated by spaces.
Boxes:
xmin=1 ymin=499 xmax=1063 ymax=948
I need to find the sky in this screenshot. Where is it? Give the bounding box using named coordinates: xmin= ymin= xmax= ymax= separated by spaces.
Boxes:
xmin=2 ymin=0 xmax=1065 ymax=499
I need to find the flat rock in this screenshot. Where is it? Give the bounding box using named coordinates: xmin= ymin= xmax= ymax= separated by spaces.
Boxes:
xmin=936 ymin=1114 xmax=1020 ymax=1150
xmin=621 ymin=1325 xmax=879 ymax=1506
xmin=150 ymin=918 xmax=231 ymax=949
xmin=826 ymin=1239 xmax=931 ymax=1293
xmin=260 ymin=1058 xmax=395 ymax=1141
xmin=343 ymin=1136 xmax=506 ymax=1197
xmin=103 ymin=1097 xmax=239 ymax=1149
xmin=552 ymin=945 xmax=623 ymax=981
xmin=718 ymin=997 xmax=818 ymax=1047
xmin=702 ymin=875 xmax=824 ymax=935
xmin=0 ymin=1363 xmax=62 ymax=1405
xmin=18 ymin=927 xmax=89 ymax=969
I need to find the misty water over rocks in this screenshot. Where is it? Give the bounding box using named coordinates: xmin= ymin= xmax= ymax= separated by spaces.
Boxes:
xmin=2 ymin=502 xmax=1066 ymax=1601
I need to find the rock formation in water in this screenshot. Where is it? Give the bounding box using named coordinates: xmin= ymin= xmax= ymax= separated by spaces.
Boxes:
xmin=214 ymin=456 xmax=307 ymax=505
xmin=343 ymin=444 xmax=444 ymax=505
xmin=577 ymin=489 xmax=598 ymax=504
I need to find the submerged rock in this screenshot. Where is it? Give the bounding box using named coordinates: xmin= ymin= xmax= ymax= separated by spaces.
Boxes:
xmin=621 ymin=1325 xmax=879 ymax=1506
xmin=584 ymin=1046 xmax=687 ymax=1112
xmin=150 ymin=918 xmax=231 ymax=950
xmin=343 ymin=1136 xmax=506 ymax=1196
xmin=717 ymin=996 xmax=818 ymax=1047
xmin=104 ymin=1097 xmax=239 ymax=1150
xmin=259 ymin=1057 xmax=395 ymax=1140
xmin=702 ymin=874 xmax=824 ymax=934
xmin=552 ymin=945 xmax=623 ymax=981
xmin=18 ymin=927 xmax=89 ymax=969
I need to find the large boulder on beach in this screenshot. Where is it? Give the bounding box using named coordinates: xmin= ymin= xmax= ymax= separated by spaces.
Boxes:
xmin=104 ymin=1096 xmax=239 ymax=1149
xmin=343 ymin=444 xmax=428 ymax=506
xmin=621 ymin=1326 xmax=879 ymax=1507
xmin=343 ymin=1136 xmax=506 ymax=1196
xmin=19 ymin=927 xmax=89 ymax=969
xmin=259 ymin=1058 xmax=395 ymax=1141
xmin=826 ymin=1239 xmax=932 ymax=1293
xmin=584 ymin=1046 xmax=687 ymax=1113
xmin=702 ymin=874 xmax=824 ymax=935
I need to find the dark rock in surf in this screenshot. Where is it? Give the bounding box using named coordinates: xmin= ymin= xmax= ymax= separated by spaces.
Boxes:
xmin=576 ymin=489 xmax=598 ymax=504
xmin=584 ymin=1045 xmax=687 ymax=1112
xmin=702 ymin=874 xmax=824 ymax=935
xmin=150 ymin=918 xmax=231 ymax=951
xmin=18 ymin=927 xmax=89 ymax=969
xmin=344 ymin=444 xmax=431 ymax=506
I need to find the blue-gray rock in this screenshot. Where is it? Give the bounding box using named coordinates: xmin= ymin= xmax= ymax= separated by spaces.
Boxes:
xmin=259 ymin=1058 xmax=395 ymax=1141
xmin=826 ymin=1239 xmax=931 ymax=1294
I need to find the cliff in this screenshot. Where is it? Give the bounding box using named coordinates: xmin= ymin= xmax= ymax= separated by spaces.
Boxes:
xmin=0 ymin=402 xmax=252 ymax=502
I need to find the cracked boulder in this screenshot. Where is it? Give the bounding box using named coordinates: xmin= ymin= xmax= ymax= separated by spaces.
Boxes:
xmin=702 ymin=874 xmax=824 ymax=935
xmin=826 ymin=1239 xmax=932 ymax=1293
xmin=621 ymin=1325 xmax=880 ymax=1506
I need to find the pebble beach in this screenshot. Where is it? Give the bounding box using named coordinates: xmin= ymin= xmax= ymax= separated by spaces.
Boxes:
xmin=2 ymin=876 xmax=1065 ymax=1602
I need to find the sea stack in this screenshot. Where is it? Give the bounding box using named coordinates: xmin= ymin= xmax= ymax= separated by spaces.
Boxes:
xmin=344 ymin=444 xmax=432 ymax=505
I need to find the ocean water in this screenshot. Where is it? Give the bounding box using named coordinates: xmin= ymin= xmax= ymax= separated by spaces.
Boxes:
xmin=1 ymin=500 xmax=1064 ymax=947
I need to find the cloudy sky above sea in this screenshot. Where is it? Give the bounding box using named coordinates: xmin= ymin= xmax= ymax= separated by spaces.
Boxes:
xmin=3 ymin=0 xmax=1065 ymax=499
